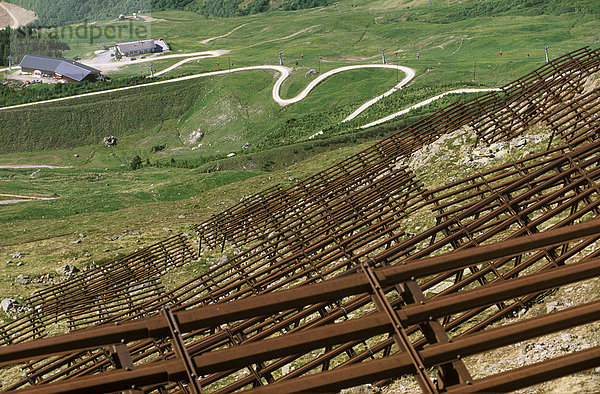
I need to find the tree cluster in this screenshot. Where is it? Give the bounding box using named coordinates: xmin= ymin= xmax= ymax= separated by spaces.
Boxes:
xmin=27 ymin=0 xmax=149 ymax=27
xmin=422 ymin=0 xmax=600 ymax=23
xmin=188 ymin=0 xmax=332 ymax=18
xmin=0 ymin=28 xmax=9 ymax=66
xmin=0 ymin=75 xmax=151 ymax=107
xmin=0 ymin=27 xmax=69 ymax=66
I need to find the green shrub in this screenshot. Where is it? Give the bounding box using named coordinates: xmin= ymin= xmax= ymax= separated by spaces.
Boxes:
xmin=129 ymin=154 xmax=143 ymax=170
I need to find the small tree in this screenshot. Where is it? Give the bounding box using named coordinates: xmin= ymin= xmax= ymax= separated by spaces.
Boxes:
xmin=129 ymin=155 xmax=143 ymax=170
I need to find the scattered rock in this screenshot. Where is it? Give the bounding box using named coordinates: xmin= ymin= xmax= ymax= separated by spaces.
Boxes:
xmin=243 ymin=142 xmax=251 ymax=149
xmin=227 ymin=153 xmax=236 ymax=157
xmin=11 ymin=252 xmax=22 ymax=259
xmin=103 ymin=136 xmax=118 ymax=147
xmin=520 ymin=333 xmax=591 ymax=365
xmin=71 ymin=239 xmax=82 ymax=244
xmin=73 ymin=154 xmax=79 ymax=157
xmin=178 ymin=215 xmax=186 ymax=219
xmin=189 ymin=130 xmax=205 ymax=145
xmin=79 ymin=233 xmax=86 ymax=238
xmin=546 ymin=301 xmax=559 ymax=313
xmin=16 ymin=262 xmax=23 ymax=267
xmin=305 ymin=69 xmax=318 ymax=77
xmin=1 ymin=298 xmax=20 ymax=314
xmin=16 ymin=274 xmax=30 ymax=285
xmin=57 ymin=263 xmax=80 ymax=276
xmin=6 ymin=260 xmax=13 ymax=265
xmin=426 ymin=280 xmax=454 ymax=296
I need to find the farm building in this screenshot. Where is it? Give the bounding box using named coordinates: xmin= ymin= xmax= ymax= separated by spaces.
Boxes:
xmin=19 ymin=55 xmax=101 ymax=82
xmin=115 ymin=39 xmax=169 ymax=57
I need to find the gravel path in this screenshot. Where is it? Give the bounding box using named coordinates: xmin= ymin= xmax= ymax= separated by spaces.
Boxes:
xmin=358 ymin=88 xmax=502 ymax=129
xmin=89 ymin=50 xmax=229 ymax=73
xmin=0 ymin=63 xmax=415 ymax=126
xmin=0 ymin=194 xmax=58 ymax=205
xmin=0 ymin=46 xmax=497 ymax=131
xmin=201 ymin=23 xmax=249 ymax=45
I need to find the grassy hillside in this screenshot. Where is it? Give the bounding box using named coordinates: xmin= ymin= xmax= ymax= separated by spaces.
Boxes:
xmin=4 ymin=0 xmax=599 ymax=155
xmin=0 ymin=80 xmax=204 ymax=152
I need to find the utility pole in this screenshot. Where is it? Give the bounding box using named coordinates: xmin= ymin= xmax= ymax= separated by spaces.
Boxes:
xmin=381 ymin=48 xmax=386 ymax=64
xmin=148 ymin=63 xmax=154 ymax=77
xmin=278 ymin=51 xmax=283 ymax=66
xmin=7 ymin=55 xmax=13 ymax=71
xmin=544 ymin=45 xmax=550 ymax=63
xmin=334 ymin=3 xmax=338 ymax=14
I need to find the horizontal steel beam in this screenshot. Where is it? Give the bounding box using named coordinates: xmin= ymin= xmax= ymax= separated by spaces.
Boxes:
xmin=191 ymin=259 xmax=600 ymax=375
xmin=14 ymin=300 xmax=600 ymax=394
xmin=2 ymin=219 xmax=600 ymax=366
xmin=9 ymin=287 xmax=600 ymax=393
xmin=248 ymin=300 xmax=600 ymax=393
xmin=446 ymin=346 xmax=600 ymax=392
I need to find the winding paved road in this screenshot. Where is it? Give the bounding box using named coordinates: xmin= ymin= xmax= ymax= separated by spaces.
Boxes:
xmin=358 ymin=88 xmax=502 ymax=129
xmin=0 ymin=49 xmax=497 ymax=130
xmin=0 ymin=63 xmax=416 ymax=125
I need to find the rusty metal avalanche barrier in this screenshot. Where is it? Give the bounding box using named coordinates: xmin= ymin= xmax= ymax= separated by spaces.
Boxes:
xmin=0 ymin=47 xmax=600 ymax=392
xmin=0 ymin=234 xmax=195 ymax=346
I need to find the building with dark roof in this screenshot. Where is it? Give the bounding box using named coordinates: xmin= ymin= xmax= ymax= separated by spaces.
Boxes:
xmin=19 ymin=55 xmax=101 ymax=82
xmin=116 ymin=39 xmax=156 ymax=57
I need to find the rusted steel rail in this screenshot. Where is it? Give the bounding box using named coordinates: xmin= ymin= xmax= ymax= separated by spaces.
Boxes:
xmin=0 ymin=234 xmax=195 ymax=346
xmin=2 ymin=225 xmax=600 ymax=392
xmin=1 ymin=47 xmax=600 ymax=392
xmin=5 ymin=138 xmax=600 ymax=389
xmin=195 ymin=47 xmax=600 ymax=251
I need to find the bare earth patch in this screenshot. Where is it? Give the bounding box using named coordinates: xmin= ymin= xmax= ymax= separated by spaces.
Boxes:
xmin=0 ymin=5 xmax=9 ymax=28
xmin=0 ymin=1 xmax=36 ymax=29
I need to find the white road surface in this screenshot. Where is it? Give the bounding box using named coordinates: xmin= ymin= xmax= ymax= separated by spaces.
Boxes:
xmin=0 ymin=193 xmax=58 ymax=205
xmin=89 ymin=50 xmax=230 ymax=72
xmin=358 ymin=88 xmax=502 ymax=129
xmin=0 ymin=51 xmax=229 ymax=74
xmin=200 ymin=24 xmax=249 ymax=45
xmin=0 ymin=48 xmax=497 ymax=131
xmin=0 ymin=63 xmax=416 ymax=126
xmin=152 ymin=51 xmax=230 ymax=76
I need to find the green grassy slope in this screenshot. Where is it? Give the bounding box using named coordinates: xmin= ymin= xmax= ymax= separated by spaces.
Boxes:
xmin=3 ymin=0 xmax=597 ymax=155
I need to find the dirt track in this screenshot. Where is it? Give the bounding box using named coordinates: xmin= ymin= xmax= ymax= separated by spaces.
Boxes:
xmin=0 ymin=1 xmax=36 ymax=29
xmin=0 ymin=5 xmax=9 ymax=28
